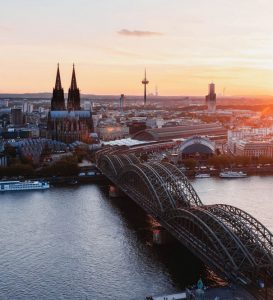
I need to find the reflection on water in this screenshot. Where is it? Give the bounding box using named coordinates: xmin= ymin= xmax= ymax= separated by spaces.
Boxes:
xmin=192 ymin=175 xmax=273 ymax=232
xmin=0 ymin=176 xmax=271 ymax=299
xmin=0 ymin=185 xmax=205 ymax=300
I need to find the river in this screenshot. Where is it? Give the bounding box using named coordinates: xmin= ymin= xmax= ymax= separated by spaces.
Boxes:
xmin=0 ymin=175 xmax=272 ymax=299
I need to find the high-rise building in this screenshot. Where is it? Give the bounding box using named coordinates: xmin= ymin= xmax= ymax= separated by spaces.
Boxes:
xmin=206 ymin=82 xmax=216 ymax=113
xmin=23 ymin=102 xmax=33 ymax=114
xmin=67 ymin=64 xmax=81 ymax=110
xmin=120 ymin=94 xmax=125 ymax=112
xmin=51 ymin=64 xmax=65 ymax=111
xmin=22 ymin=102 xmax=28 ymax=113
xmin=11 ymin=108 xmax=24 ymax=125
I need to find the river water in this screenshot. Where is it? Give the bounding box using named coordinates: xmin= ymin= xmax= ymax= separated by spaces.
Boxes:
xmin=0 ymin=176 xmax=272 ymax=299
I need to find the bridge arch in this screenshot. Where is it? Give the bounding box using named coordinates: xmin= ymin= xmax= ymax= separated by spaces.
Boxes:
xmin=165 ymin=207 xmax=256 ymax=283
xmin=97 ymin=153 xmax=140 ymax=179
xmin=118 ymin=163 xmax=165 ymax=214
xmin=96 ymin=147 xmax=273 ymax=289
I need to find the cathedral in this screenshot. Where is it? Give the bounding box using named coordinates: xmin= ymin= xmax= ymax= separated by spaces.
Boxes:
xmin=47 ymin=65 xmax=94 ymax=144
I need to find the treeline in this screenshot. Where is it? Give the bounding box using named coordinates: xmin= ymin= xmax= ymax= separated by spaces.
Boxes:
xmin=0 ymin=164 xmax=34 ymax=177
xmin=36 ymin=156 xmax=79 ymax=177
xmin=0 ymin=143 xmax=90 ymax=179
xmin=0 ymin=156 xmax=79 ymax=179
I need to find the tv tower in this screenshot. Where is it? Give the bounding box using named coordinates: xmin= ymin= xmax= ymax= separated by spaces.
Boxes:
xmin=142 ymin=69 xmax=149 ymax=105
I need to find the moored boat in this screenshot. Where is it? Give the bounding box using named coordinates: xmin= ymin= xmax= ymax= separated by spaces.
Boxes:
xmin=195 ymin=173 xmax=211 ymax=178
xmin=0 ymin=180 xmax=50 ymax=192
xmin=219 ymin=171 xmax=248 ymax=178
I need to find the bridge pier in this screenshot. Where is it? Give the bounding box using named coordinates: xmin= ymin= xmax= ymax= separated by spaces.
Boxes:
xmin=109 ymin=185 xmax=120 ymax=198
xmin=152 ymin=227 xmax=173 ymax=245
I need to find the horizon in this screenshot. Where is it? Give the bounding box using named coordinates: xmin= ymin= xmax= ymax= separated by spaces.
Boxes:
xmin=1 ymin=91 xmax=273 ymax=99
xmin=1 ymin=0 xmax=273 ymax=96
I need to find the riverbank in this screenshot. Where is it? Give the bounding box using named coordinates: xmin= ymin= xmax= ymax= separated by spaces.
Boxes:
xmin=184 ymin=164 xmax=273 ymax=177
xmin=148 ymin=285 xmax=255 ymax=300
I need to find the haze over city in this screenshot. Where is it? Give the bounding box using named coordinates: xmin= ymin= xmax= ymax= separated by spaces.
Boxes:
xmin=1 ymin=0 xmax=273 ymax=96
xmin=2 ymin=1 xmax=273 ymax=300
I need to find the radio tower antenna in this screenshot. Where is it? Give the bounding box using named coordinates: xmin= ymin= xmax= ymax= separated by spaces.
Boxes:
xmin=142 ymin=69 xmax=149 ymax=105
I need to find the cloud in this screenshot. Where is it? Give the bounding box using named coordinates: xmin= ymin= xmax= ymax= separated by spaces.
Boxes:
xmin=117 ymin=29 xmax=163 ymax=37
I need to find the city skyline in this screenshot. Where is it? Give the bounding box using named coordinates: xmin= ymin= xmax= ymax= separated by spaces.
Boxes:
xmin=1 ymin=0 xmax=273 ymax=96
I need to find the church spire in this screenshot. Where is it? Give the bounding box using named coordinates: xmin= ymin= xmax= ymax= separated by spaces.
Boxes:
xmin=51 ymin=64 xmax=65 ymax=111
xmin=55 ymin=63 xmax=62 ymax=90
xmin=67 ymin=64 xmax=81 ymax=110
xmin=70 ymin=63 xmax=78 ymax=90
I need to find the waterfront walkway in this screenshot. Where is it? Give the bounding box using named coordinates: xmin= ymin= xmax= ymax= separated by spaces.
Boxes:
xmin=149 ymin=285 xmax=256 ymax=300
xmin=201 ymin=286 xmax=256 ymax=299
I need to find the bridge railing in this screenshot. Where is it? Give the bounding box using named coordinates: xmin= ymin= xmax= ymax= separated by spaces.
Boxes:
xmin=96 ymin=146 xmax=273 ymax=291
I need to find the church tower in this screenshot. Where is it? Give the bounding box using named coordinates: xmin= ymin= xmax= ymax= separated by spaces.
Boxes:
xmin=67 ymin=64 xmax=81 ymax=110
xmin=51 ymin=64 xmax=65 ymax=110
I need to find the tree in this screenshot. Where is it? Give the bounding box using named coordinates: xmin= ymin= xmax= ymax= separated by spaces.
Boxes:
xmin=36 ymin=156 xmax=79 ymax=177
xmin=183 ymin=158 xmax=197 ymax=170
xmin=208 ymin=155 xmax=232 ymax=169
xmin=4 ymin=144 xmax=17 ymax=158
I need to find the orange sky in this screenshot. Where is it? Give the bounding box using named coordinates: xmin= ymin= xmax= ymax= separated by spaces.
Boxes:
xmin=1 ymin=0 xmax=273 ymax=96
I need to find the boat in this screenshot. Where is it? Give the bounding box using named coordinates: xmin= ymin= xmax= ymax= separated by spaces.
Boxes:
xmin=0 ymin=180 xmax=50 ymax=192
xmin=195 ymin=173 xmax=211 ymax=178
xmin=219 ymin=171 xmax=248 ymax=178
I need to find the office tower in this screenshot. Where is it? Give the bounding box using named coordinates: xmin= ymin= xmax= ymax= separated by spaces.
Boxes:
xmin=120 ymin=94 xmax=125 ymax=111
xmin=11 ymin=108 xmax=24 ymax=125
xmin=206 ymin=82 xmax=216 ymax=113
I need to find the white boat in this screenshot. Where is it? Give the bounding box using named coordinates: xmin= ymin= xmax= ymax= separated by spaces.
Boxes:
xmin=195 ymin=173 xmax=211 ymax=178
xmin=0 ymin=180 xmax=50 ymax=192
xmin=219 ymin=171 xmax=248 ymax=178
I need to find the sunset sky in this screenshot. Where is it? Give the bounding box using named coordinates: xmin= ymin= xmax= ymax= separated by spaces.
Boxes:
xmin=1 ymin=0 xmax=273 ymax=96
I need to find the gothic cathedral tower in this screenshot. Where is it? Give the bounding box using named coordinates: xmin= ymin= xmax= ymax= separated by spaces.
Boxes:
xmin=67 ymin=64 xmax=81 ymax=110
xmin=51 ymin=64 xmax=65 ymax=110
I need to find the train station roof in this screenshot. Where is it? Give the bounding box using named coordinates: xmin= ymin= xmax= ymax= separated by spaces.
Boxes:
xmin=133 ymin=123 xmax=227 ymax=141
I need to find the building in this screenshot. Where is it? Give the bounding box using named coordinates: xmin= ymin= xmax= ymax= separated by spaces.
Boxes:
xmin=48 ymin=111 xmax=94 ymax=144
xmin=179 ymin=136 xmax=216 ymax=159
xmin=6 ymin=138 xmax=67 ymax=164
xmin=0 ymin=154 xmax=7 ymax=167
xmin=22 ymin=102 xmax=33 ymax=114
xmin=47 ymin=65 xmax=94 ymax=144
xmin=51 ymin=64 xmax=65 ymax=111
xmin=206 ymin=83 xmax=216 ymax=113
xmin=234 ymin=140 xmax=273 ymax=157
xmin=11 ymin=108 xmax=24 ymax=126
xmin=0 ymin=126 xmax=40 ymax=139
xmin=67 ymin=65 xmax=81 ymax=110
xmin=120 ymin=94 xmax=125 ymax=111
xmin=128 ymin=120 xmax=147 ymax=135
xmin=96 ymin=124 xmax=129 ymax=141
xmin=227 ymin=127 xmax=273 ymax=156
xmin=132 ymin=123 xmax=227 ymax=142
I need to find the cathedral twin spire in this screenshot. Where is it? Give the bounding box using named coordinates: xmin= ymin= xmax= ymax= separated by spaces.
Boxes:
xmin=51 ymin=64 xmax=81 ymax=111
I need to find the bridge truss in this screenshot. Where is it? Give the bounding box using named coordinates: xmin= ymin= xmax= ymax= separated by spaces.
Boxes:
xmin=96 ymin=147 xmax=273 ymax=294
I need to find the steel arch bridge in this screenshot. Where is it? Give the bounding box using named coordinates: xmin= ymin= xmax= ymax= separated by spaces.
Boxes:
xmin=96 ymin=147 xmax=273 ymax=294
